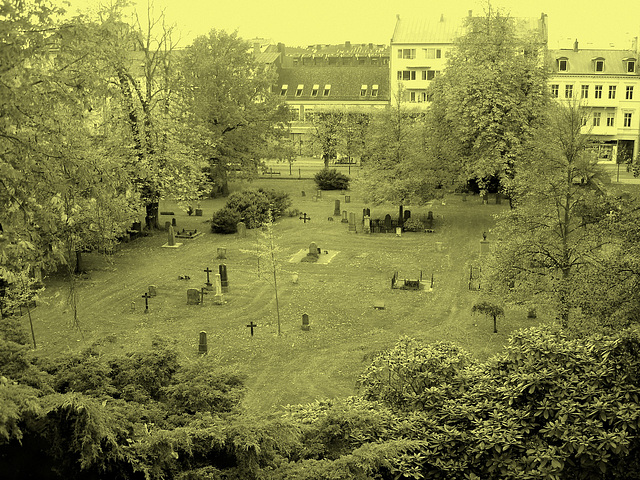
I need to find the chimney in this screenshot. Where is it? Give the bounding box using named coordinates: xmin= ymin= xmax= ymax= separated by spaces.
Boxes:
xmin=574 ymin=39 xmax=579 ymax=52
xmin=345 ymin=41 xmax=351 ymax=49
xmin=440 ymin=13 xmax=444 ymax=22
xmin=468 ymin=10 xmax=473 ymax=17
xmin=253 ymin=42 xmax=261 ymax=54
xmin=396 ymin=14 xmax=400 ymax=21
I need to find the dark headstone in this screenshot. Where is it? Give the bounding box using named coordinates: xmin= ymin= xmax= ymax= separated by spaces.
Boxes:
xmin=404 ymin=210 xmax=411 ymax=221
xmin=301 ymin=313 xmax=310 ymax=331
xmin=187 ymin=288 xmax=200 ymax=305
xmin=309 ymin=242 xmax=318 ymax=255
xmin=195 ymin=208 xmax=203 ymax=216
xmin=148 ymin=285 xmax=157 ymax=297
xmin=384 ymin=214 xmax=392 ymax=232
xmin=172 ymin=217 xmax=177 ymax=227
xmin=199 ymin=331 xmax=207 ymax=355
xmin=301 ymin=191 xmax=306 ymax=197
xmin=334 ymin=199 xmax=341 ymax=216
xmin=345 ymin=195 xmax=350 ymax=203
xmin=219 ymin=264 xmax=228 ymax=293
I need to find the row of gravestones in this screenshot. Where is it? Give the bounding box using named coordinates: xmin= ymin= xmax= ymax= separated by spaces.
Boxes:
xmin=197 ymin=313 xmax=312 ymax=353
xmin=187 ymin=264 xmax=229 ymax=305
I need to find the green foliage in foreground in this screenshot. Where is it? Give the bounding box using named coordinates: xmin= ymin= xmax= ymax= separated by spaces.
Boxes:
xmin=211 ymin=188 xmax=292 ymax=233
xmin=1 ymin=322 xmax=640 ymax=479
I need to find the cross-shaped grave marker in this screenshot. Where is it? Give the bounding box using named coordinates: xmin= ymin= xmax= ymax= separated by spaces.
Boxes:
xmin=204 ymin=266 xmax=213 ymax=289
xmin=141 ymin=292 xmax=151 ymax=313
xmin=299 ymin=213 xmax=311 ymax=223
xmin=199 ymin=287 xmax=209 ymax=305
xmin=246 ymin=321 xmax=258 ymax=336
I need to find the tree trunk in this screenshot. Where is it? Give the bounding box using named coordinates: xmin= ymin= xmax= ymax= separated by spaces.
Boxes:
xmin=493 ymin=315 xmax=498 ymax=333
xmin=74 ymin=250 xmax=84 ymax=274
xmin=145 ymin=202 xmax=159 ymax=230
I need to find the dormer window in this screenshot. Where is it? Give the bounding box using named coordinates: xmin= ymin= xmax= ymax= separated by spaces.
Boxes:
xmin=280 ymin=85 xmax=288 ymax=96
xmin=323 ymin=84 xmax=331 ymax=96
xmin=371 ymin=85 xmax=379 ymax=97
xmin=593 ymin=58 xmax=605 ymax=72
xmin=557 ymin=57 xmax=568 ymax=71
xmin=296 ymin=84 xmax=303 ymax=96
xmin=624 ymin=58 xmax=636 ymax=73
xmin=311 ymin=84 xmax=319 ymax=97
xmin=360 ymin=84 xmax=367 ymax=96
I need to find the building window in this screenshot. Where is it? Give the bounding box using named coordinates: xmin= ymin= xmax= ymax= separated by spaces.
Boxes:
xmin=607 ymin=114 xmax=615 ymax=126
xmin=627 ymin=61 xmax=636 ymax=73
xmin=593 ymin=112 xmax=601 ymax=126
xmin=565 ymin=84 xmax=573 ymax=98
xmin=398 ymin=48 xmax=416 ymax=59
xmin=280 ymin=85 xmax=288 ymax=96
xmin=311 ymin=84 xmax=319 ymax=97
xmin=595 ymin=59 xmax=605 ymax=72
xmin=419 ymin=92 xmax=427 ymax=102
xmin=558 ymin=59 xmax=568 ymax=71
xmin=427 ymin=70 xmax=436 ymax=80
xmin=423 ymin=48 xmax=441 ymax=59
xmin=626 ymin=86 xmax=634 ymax=100
xmin=422 ymin=70 xmax=426 ymax=80
xmin=581 ymin=85 xmax=589 ymax=99
xmin=295 ymin=84 xmax=303 ymax=96
xmin=360 ymin=85 xmax=367 ymax=96
xmin=371 ymin=85 xmax=378 ymax=97
xmin=399 ymin=70 xmax=415 ymax=81
xmin=624 ymin=112 xmax=632 ymax=127
xmin=409 ymin=91 xmax=417 ymax=102
xmin=323 ymin=85 xmax=331 ymax=96
xmin=609 ymin=85 xmax=616 ymax=99
xmin=551 ymin=84 xmax=559 ymax=98
xmin=595 ymin=85 xmax=602 ymax=98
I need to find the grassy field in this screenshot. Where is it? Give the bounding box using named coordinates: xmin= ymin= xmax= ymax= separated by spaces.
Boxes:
xmin=24 ymin=178 xmax=546 ymax=414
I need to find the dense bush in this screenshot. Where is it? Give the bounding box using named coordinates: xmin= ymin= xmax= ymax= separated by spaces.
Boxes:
xmin=314 ymin=168 xmax=350 ymax=190
xmin=402 ymin=217 xmax=425 ymax=232
xmin=211 ymin=188 xmax=291 ymax=233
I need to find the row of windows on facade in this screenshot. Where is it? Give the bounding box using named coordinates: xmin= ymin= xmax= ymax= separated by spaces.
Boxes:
xmin=551 ymin=84 xmax=636 ymax=100
xmin=280 ymin=84 xmax=380 ymax=97
xmin=397 ymin=70 xmax=441 ymax=81
xmin=397 ymin=48 xmax=448 ymax=59
xmin=585 ymin=111 xmax=633 ymax=127
xmin=556 ymin=58 xmax=636 ymax=73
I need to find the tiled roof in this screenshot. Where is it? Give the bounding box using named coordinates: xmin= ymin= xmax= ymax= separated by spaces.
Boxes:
xmin=391 ymin=16 xmax=464 ymax=44
xmin=284 ymin=43 xmax=389 ymax=56
xmin=277 ymin=66 xmax=389 ymax=101
xmin=548 ymin=49 xmax=638 ymax=75
xmin=254 ymin=51 xmax=281 ymax=64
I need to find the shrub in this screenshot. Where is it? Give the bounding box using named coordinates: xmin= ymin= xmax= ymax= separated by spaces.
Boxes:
xmin=211 ymin=189 xmax=291 ymax=233
xmin=314 ymin=168 xmax=350 ymax=190
xmin=210 ymin=207 xmax=241 ymax=234
xmin=402 ymin=217 xmax=424 ymax=232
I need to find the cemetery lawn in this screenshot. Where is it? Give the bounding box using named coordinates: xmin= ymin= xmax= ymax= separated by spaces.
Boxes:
xmin=26 ymin=179 xmax=546 ymax=415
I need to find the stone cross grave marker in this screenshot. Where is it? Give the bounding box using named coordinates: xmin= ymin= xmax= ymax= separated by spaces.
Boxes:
xmin=341 ymin=210 xmax=348 ymax=223
xmin=301 ymin=313 xmax=310 ymax=331
xmin=204 ymin=266 xmax=213 ymax=290
xmin=246 ymin=321 xmax=258 ymax=336
xmin=187 ymin=288 xmax=200 ymax=305
xmin=199 ymin=287 xmax=209 ymax=305
xmin=199 ymin=331 xmax=208 ymax=355
xmin=299 ymin=213 xmax=311 ymax=223
xmin=237 ymin=221 xmax=247 ymax=237
xmin=219 ymin=264 xmax=228 ymax=293
xmin=348 ymin=212 xmax=356 ymax=232
xmin=148 ymin=285 xmax=157 ymax=297
xmin=141 ymin=292 xmax=151 ymax=313
xmin=214 ymin=273 xmax=224 ymax=304
xmin=334 ymin=199 xmax=341 ymax=216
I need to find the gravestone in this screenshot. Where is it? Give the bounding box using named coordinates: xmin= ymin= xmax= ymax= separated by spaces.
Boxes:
xmin=348 ymin=212 xmax=356 ymax=232
xmin=148 ymin=285 xmax=157 ymax=297
xmin=496 ymin=193 xmax=502 ymax=205
xmin=237 ymin=221 xmax=247 ymax=237
xmin=462 ymin=193 xmax=468 ymax=202
xmin=214 ymin=274 xmax=224 ymax=304
xmin=195 ymin=208 xmax=203 ymax=216
xmin=363 ymin=215 xmax=371 ymax=234
xmin=482 ymin=193 xmax=488 ymax=204
xmin=395 ymin=227 xmax=402 ymax=237
xmin=198 ymin=331 xmax=207 ymax=355
xmin=204 ymin=266 xmax=214 ymax=290
xmin=168 ymin=225 xmax=176 ymax=246
xmin=217 ymin=247 xmax=226 ymax=259
xmin=334 ymin=199 xmax=341 ymax=216
xmin=164 ymin=221 xmax=171 ymax=231
xmin=172 ymin=217 xmax=177 ymax=227
xmin=426 ymin=211 xmax=434 ymax=229
xmin=404 ymin=210 xmax=411 ymax=222
xmin=316 ymin=189 xmax=322 ymax=199
xmin=384 ymin=214 xmax=392 ymax=232
xmin=301 ymin=313 xmax=310 ymax=331
xmin=141 ymin=292 xmax=151 ymax=313
xmin=309 ymin=242 xmax=318 ymax=255
xmin=480 ymin=240 xmax=490 ymax=256
xmin=219 ymin=264 xmax=228 ymax=293
xmin=345 ymin=195 xmax=350 ymax=203
xmin=341 ymin=210 xmax=348 ymax=223
xmin=246 ymin=321 xmax=258 ymax=336
xmin=187 ymin=288 xmax=200 ymax=305
xmin=291 ymin=273 xmax=299 ymax=284
xmin=301 ymin=191 xmax=306 ymax=197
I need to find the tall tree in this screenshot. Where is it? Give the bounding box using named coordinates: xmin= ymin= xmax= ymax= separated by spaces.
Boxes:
xmin=356 ymin=89 xmax=441 ymax=224
xmin=485 ymin=101 xmax=610 ymax=326
xmin=176 ymin=29 xmax=289 ymax=194
xmin=428 ymin=5 xmax=548 ymax=199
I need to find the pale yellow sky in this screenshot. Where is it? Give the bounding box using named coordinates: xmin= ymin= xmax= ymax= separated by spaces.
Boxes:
xmin=61 ymin=0 xmax=640 ymax=50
